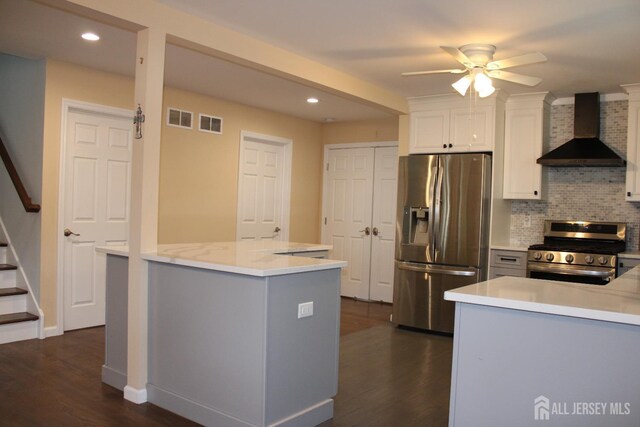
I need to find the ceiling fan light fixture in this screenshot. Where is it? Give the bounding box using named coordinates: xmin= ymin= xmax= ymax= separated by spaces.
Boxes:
xmin=452 ymin=75 xmax=472 ymax=96
xmin=478 ymin=85 xmax=495 ymax=98
xmin=474 ymin=72 xmax=493 ymax=93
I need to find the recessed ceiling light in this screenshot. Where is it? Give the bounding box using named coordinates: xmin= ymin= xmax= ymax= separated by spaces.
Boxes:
xmin=324 ymin=117 xmax=336 ymax=122
xmin=306 ymin=97 xmax=319 ymax=104
xmin=81 ymin=32 xmax=100 ymax=41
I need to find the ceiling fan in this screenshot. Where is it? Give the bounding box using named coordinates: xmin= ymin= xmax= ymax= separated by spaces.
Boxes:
xmin=402 ymin=44 xmax=546 ymax=98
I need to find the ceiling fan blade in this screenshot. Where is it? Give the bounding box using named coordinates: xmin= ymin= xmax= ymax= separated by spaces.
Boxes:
xmin=402 ymin=69 xmax=467 ymax=76
xmin=487 ymin=70 xmax=541 ymax=86
xmin=440 ymin=46 xmax=475 ymax=68
xmin=486 ymin=52 xmax=547 ymax=70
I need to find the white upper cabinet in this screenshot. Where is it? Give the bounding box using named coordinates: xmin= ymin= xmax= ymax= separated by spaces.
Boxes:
xmin=409 ymin=109 xmax=450 ymax=152
xmin=623 ymin=84 xmax=640 ymax=201
xmin=502 ymin=92 xmax=554 ymax=200
xmin=450 ymin=105 xmax=493 ymax=152
xmin=408 ymin=93 xmax=504 ymax=154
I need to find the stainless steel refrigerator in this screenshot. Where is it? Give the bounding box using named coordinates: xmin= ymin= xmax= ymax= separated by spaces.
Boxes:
xmin=392 ymin=153 xmax=491 ymax=333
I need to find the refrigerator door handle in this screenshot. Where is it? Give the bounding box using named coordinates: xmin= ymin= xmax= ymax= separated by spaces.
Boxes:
xmin=432 ymin=163 xmax=444 ymax=258
xmin=397 ymin=262 xmax=477 ymax=277
xmin=426 ymin=163 xmax=439 ymax=262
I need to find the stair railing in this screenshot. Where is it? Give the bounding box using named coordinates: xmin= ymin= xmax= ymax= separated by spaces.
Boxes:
xmin=0 ymin=135 xmax=40 ymax=213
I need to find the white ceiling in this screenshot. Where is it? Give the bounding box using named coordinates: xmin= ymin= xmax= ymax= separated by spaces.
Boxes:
xmin=2 ymin=0 xmax=640 ymax=122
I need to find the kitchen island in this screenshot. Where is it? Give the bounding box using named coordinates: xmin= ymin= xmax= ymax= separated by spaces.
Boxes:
xmin=444 ymin=269 xmax=640 ymax=427
xmin=97 ymin=241 xmax=346 ymax=427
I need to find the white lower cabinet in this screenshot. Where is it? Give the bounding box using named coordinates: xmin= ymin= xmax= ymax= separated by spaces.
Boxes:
xmin=489 ymin=248 xmax=527 ymax=279
xmin=323 ymin=145 xmax=398 ymax=303
xmin=502 ymin=92 xmax=553 ymax=200
xmin=618 ymin=255 xmax=640 ymax=276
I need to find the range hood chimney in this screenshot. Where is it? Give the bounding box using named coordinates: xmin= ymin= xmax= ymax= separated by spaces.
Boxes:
xmin=536 ymin=92 xmax=625 ymax=167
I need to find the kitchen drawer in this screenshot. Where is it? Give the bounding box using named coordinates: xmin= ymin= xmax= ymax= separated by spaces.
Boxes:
xmin=490 ymin=249 xmax=527 ymax=269
xmin=489 ymin=266 xmax=527 ymax=280
xmin=618 ymin=257 xmax=640 ymax=276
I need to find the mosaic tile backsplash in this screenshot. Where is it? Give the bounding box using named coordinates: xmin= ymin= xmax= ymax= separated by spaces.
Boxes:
xmin=509 ymin=100 xmax=640 ymax=251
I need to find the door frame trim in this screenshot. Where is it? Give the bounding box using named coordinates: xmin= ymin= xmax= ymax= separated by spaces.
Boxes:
xmin=55 ymin=98 xmax=133 ymax=336
xmin=320 ymin=141 xmax=398 ymax=244
xmin=236 ymin=130 xmax=292 ymax=242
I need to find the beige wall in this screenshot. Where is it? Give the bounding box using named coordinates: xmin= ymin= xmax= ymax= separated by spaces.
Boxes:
xmin=321 ymin=117 xmax=399 ymax=145
xmin=39 ymin=61 xmax=327 ymax=327
xmin=38 ymin=60 xmax=400 ymax=329
xmin=158 ymin=86 xmax=323 ymax=244
xmin=41 ymin=60 xmax=135 ymax=328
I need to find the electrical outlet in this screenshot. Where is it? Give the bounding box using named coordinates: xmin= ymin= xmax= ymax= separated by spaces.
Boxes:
xmin=298 ymin=302 xmax=314 ymax=318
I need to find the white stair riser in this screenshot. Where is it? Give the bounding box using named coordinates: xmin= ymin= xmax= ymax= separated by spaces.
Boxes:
xmin=0 ymin=320 xmax=38 ymax=345
xmin=0 ymin=294 xmax=27 ymax=314
xmin=0 ymin=270 xmax=16 ymax=288
xmin=0 ymin=247 xmax=6 ymax=264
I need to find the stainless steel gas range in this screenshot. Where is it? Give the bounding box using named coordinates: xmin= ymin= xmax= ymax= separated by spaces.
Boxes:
xmin=526 ymin=220 xmax=626 ymax=285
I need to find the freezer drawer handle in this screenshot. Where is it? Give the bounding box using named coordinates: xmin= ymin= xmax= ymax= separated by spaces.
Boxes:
xmin=499 ymin=257 xmax=518 ymax=262
xmin=397 ymin=262 xmax=476 ymax=276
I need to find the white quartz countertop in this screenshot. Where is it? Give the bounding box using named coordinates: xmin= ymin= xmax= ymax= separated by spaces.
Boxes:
xmin=620 ymin=251 xmax=640 ymax=259
xmin=490 ymin=245 xmax=528 ymax=252
xmin=96 ymin=241 xmax=346 ymax=277
xmin=96 ymin=245 xmax=129 ymax=257
xmin=445 ymin=267 xmax=640 ymax=326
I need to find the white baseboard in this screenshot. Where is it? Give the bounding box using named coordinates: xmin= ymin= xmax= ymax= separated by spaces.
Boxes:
xmin=44 ymin=325 xmax=63 ymax=338
xmin=124 ymin=385 xmax=148 ymax=404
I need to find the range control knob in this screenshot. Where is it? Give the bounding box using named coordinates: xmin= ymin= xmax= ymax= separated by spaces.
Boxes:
xmin=585 ymin=255 xmax=595 ymax=264
xmin=545 ymin=253 xmax=555 ymax=261
xmin=565 ymin=254 xmax=574 ymax=263
xmin=533 ymin=252 xmax=542 ymax=260
xmin=598 ymin=256 xmax=608 ymax=265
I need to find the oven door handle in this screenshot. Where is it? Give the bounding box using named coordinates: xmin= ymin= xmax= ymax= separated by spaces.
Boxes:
xmin=527 ymin=263 xmax=616 ymax=279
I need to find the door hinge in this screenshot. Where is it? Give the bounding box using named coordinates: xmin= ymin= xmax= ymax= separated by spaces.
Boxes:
xmin=326 ymin=163 xmax=329 ymax=171
xmin=324 ymin=217 xmax=327 ymax=225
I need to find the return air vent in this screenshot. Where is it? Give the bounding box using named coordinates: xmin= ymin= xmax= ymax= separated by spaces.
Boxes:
xmin=167 ymin=107 xmax=193 ymax=129
xmin=199 ymin=113 xmax=223 ymax=134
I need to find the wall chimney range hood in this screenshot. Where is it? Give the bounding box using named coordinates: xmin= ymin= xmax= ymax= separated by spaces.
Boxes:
xmin=536 ymin=92 xmax=625 ymax=167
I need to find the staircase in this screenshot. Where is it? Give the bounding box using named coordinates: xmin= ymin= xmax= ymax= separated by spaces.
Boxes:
xmin=0 ymin=241 xmax=39 ymax=344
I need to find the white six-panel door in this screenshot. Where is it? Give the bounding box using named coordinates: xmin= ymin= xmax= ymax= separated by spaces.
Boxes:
xmin=326 ymin=148 xmax=375 ymax=300
xmin=63 ymin=109 xmax=131 ymax=331
xmin=237 ymin=132 xmax=292 ymax=241
xmin=369 ymin=146 xmax=398 ymax=302
xmin=324 ymin=145 xmax=397 ymax=302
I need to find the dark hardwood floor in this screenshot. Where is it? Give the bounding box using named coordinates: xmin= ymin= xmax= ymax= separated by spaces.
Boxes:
xmin=0 ymin=299 xmax=452 ymax=426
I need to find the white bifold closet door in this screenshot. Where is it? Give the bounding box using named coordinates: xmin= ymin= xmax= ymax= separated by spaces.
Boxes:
xmin=324 ymin=146 xmax=398 ymax=303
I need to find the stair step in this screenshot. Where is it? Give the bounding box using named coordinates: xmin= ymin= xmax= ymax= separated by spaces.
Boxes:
xmin=0 ymin=312 xmax=39 ymax=326
xmin=0 ymin=287 xmax=27 ymax=297
xmin=0 ymin=264 xmax=17 ymax=271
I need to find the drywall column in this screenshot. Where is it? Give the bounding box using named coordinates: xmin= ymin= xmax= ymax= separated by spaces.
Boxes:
xmin=126 ymin=27 xmax=166 ymax=404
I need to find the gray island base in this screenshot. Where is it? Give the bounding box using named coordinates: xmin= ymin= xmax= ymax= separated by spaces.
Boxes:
xmin=446 ymin=275 xmax=640 ymax=427
xmin=147 ymin=262 xmax=340 ymax=427
xmin=98 ymin=242 xmax=345 ymax=427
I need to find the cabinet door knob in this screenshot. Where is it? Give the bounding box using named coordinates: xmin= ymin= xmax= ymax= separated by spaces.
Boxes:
xmin=628 ymin=192 xmax=632 ymax=197
xmin=443 ymin=144 xmax=447 ymax=149
xmin=448 ymin=143 xmax=453 ymax=148
xmin=534 ymin=190 xmax=538 ymax=196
